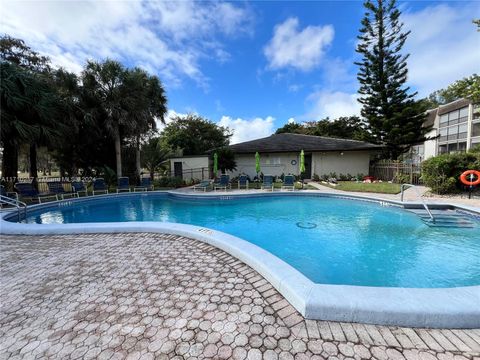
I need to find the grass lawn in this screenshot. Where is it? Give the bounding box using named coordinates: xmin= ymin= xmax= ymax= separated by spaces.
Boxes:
xmin=321 ymin=181 xmax=401 ymax=194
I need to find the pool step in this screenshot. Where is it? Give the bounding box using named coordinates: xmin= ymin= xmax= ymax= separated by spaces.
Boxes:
xmin=407 ymin=209 xmax=477 ymax=228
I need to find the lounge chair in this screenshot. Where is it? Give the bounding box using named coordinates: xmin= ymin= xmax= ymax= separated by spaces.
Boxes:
xmin=92 ymin=178 xmax=108 ymax=195
xmin=14 ymin=182 xmax=58 ymax=203
xmin=134 ymin=177 xmax=154 ymax=192
xmin=238 ymin=175 xmax=249 ymax=190
xmin=117 ymin=177 xmax=131 ymax=193
xmin=261 ymin=175 xmax=274 ymax=191
xmin=281 ymin=175 xmax=295 ymax=191
xmin=193 ymin=180 xmax=212 ymax=192
xmin=47 ymin=181 xmax=79 ymax=200
xmin=71 ymin=181 xmax=88 ymax=196
xmin=214 ymin=175 xmax=231 ymax=192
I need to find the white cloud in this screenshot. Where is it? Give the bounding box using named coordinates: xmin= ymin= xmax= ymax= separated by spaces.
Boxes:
xmin=287 ymin=117 xmax=296 ymax=124
xmin=0 ymin=1 xmax=253 ymax=88
xmin=403 ymin=3 xmax=480 ymax=96
xmin=217 ymin=116 xmax=275 ymax=144
xmin=304 ymin=91 xmax=361 ymax=120
xmin=264 ymin=17 xmax=334 ymax=71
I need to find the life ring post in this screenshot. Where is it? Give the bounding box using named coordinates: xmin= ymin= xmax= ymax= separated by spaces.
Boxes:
xmin=459 ymin=170 xmax=480 ymax=199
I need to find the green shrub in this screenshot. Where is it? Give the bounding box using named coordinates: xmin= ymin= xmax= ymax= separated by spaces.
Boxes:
xmin=421 ymin=152 xmax=480 ymax=194
xmin=312 ymin=173 xmax=320 ymax=181
xmin=156 ymin=176 xmax=185 ymax=188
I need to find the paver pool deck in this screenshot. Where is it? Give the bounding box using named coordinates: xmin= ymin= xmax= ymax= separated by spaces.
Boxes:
xmin=1 ymin=233 xmax=479 ymax=360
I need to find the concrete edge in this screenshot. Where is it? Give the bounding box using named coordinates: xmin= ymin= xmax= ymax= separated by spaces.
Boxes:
xmin=1 ymin=191 xmax=479 ymax=328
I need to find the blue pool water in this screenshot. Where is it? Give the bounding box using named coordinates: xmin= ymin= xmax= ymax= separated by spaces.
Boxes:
xmin=19 ymin=194 xmax=480 ymax=288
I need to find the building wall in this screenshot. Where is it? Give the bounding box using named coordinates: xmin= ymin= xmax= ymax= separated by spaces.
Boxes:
xmin=424 ymin=100 xmax=480 ymax=157
xmin=227 ymin=151 xmax=372 ymax=178
xmin=228 ymin=152 xmax=301 ymax=178
xmin=312 ymin=151 xmax=371 ymax=177
xmin=424 ymin=128 xmax=438 ymax=159
xmin=169 ymin=156 xmax=210 ymax=180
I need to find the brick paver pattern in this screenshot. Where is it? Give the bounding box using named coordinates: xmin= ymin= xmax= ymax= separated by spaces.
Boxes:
xmin=1 ymin=233 xmax=479 ymax=360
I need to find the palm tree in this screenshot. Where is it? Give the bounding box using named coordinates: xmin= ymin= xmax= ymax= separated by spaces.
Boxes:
xmin=0 ymin=61 xmax=60 ymax=181
xmin=141 ymin=138 xmax=172 ymax=180
xmin=82 ymin=60 xmax=129 ymax=176
xmin=122 ymin=68 xmax=168 ymax=179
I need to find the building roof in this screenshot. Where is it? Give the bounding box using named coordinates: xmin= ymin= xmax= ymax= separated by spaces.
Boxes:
xmin=228 ymin=133 xmax=382 ymax=154
xmin=437 ymin=98 xmax=471 ymax=115
xmin=424 ymin=108 xmax=437 ymax=128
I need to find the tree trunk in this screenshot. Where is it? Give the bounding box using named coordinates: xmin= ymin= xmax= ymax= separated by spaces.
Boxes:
xmin=114 ymin=127 xmax=122 ymax=177
xmin=2 ymin=141 xmax=19 ymax=182
xmin=29 ymin=143 xmax=38 ymax=178
xmin=29 ymin=144 xmax=39 ymax=190
xmin=135 ymin=136 xmax=141 ymax=182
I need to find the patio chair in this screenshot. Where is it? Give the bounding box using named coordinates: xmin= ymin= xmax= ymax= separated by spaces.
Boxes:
xmin=71 ymin=180 xmax=88 ymax=196
xmin=92 ymin=178 xmax=109 ymax=195
xmin=281 ymin=175 xmax=296 ymax=191
xmin=238 ymin=175 xmax=249 ymax=190
xmin=47 ymin=181 xmax=79 ymax=200
xmin=14 ymin=182 xmax=58 ymax=203
xmin=193 ymin=180 xmax=212 ymax=192
xmin=0 ymin=185 xmax=18 ymax=201
xmin=117 ymin=177 xmax=131 ymax=193
xmin=214 ymin=174 xmax=231 ymax=192
xmin=134 ymin=177 xmax=154 ymax=192
xmin=261 ymin=175 xmax=274 ymax=191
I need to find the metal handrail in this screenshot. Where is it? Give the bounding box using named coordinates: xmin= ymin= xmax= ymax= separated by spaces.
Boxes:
xmin=400 ymin=184 xmax=435 ymax=223
xmin=0 ymin=195 xmax=27 ymax=222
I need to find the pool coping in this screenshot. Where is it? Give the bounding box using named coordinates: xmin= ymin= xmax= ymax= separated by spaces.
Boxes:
xmin=1 ymin=190 xmax=479 ymax=328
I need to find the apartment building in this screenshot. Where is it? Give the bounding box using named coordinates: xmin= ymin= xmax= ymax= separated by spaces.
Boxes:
xmin=410 ymin=98 xmax=480 ymax=162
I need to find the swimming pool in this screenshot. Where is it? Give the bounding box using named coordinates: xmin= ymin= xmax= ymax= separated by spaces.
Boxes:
xmin=14 ymin=193 xmax=480 ymax=288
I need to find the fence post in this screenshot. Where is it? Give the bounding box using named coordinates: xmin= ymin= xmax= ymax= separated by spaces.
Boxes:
xmin=409 ymin=163 xmax=413 ymax=184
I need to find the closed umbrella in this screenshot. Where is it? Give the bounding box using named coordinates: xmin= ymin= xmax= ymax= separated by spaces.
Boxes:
xmin=255 ymin=152 xmax=261 ymax=175
xmin=213 ymin=152 xmax=218 ymax=178
xmin=299 ymin=150 xmax=305 ymax=174
xmin=299 ymin=150 xmax=305 ymax=189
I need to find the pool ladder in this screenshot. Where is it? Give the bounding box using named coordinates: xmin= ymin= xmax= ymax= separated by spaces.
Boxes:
xmin=0 ymin=195 xmax=27 ymax=222
xmin=400 ymin=184 xmax=435 ymax=224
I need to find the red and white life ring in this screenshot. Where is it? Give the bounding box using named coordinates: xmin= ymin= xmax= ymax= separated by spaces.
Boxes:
xmin=459 ymin=170 xmax=480 ymax=186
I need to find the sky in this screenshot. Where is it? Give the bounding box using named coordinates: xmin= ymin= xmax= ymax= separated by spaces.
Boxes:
xmin=2 ymin=0 xmax=480 ymax=143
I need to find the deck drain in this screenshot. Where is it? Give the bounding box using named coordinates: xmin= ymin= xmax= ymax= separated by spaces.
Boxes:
xmin=296 ymin=222 xmax=317 ymax=229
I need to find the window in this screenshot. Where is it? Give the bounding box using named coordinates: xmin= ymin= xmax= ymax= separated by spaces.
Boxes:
xmin=447 ymin=143 xmax=458 ymax=152
xmin=458 ymin=123 xmax=468 ymax=139
xmin=473 ymin=104 xmax=480 ymax=120
xmin=448 ymin=110 xmax=459 ymax=120
xmin=473 ymin=123 xmax=480 ymax=137
xmin=439 ymin=144 xmax=448 ymax=154
xmin=448 ymin=110 xmax=459 ymax=125
xmin=458 ymin=142 xmax=467 ymax=152
xmin=439 ymin=114 xmax=449 ymax=125
xmin=439 ymin=127 xmax=448 ymax=142
xmin=459 ymin=107 xmax=469 ymax=120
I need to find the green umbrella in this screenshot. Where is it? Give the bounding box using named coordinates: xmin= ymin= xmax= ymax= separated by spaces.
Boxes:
xmin=213 ymin=152 xmax=218 ymax=178
xmin=299 ymin=150 xmax=305 ymax=174
xmin=255 ymin=152 xmax=261 ymax=175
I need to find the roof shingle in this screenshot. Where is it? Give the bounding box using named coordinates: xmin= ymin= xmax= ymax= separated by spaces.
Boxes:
xmin=228 ymin=133 xmax=381 ymax=154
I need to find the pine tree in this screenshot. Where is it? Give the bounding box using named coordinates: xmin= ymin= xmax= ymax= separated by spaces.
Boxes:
xmin=356 ymin=0 xmax=431 ymax=159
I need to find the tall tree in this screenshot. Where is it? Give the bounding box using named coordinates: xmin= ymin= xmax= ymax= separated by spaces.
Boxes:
xmin=161 ymin=114 xmax=232 ymax=155
xmin=82 ymin=60 xmax=130 ymax=176
xmin=355 ymin=0 xmax=431 ymax=159
xmin=0 ymin=61 xmax=60 ymax=180
xmin=426 ymin=74 xmax=480 ymax=107
xmin=0 ymin=35 xmax=58 ymax=180
xmin=121 ymin=68 xmax=167 ymax=180
xmin=275 ymin=117 xmax=372 ymax=141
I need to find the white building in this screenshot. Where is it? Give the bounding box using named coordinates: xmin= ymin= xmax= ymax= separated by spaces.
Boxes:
xmin=411 ymin=99 xmax=480 ymax=162
xmin=227 ymin=133 xmax=382 ymax=179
